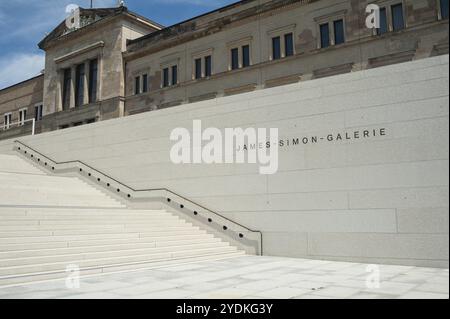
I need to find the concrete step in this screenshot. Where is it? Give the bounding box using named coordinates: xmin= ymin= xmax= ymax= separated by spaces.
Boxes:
xmin=0 ymin=171 xmax=124 ymax=208
xmin=0 ymin=223 xmax=189 ymax=233
xmin=20 ymin=209 xmax=168 ymax=216
xmin=0 ymin=194 xmax=118 ymax=204
xmin=0 ymin=218 xmax=190 ymax=227
xmin=0 ymin=155 xmax=47 ymax=175
xmin=0 ymin=240 xmax=228 ymax=259
xmin=0 ymin=226 xmax=201 ymax=237
xmin=0 ymin=208 xmax=173 ymax=217
xmin=0 ymin=246 xmax=240 ymax=277
xmin=0 ymin=154 xmax=242 ymax=286
xmin=0 ymin=234 xmax=219 ymax=252
xmin=0 ymin=184 xmax=111 ymax=194
xmin=0 ymin=222 xmax=190 ymax=232
xmin=0 ymin=217 xmax=181 ymax=225
xmin=0 ymin=172 xmax=89 ymax=183
xmin=0 ymin=214 xmax=179 ymax=221
xmin=0 ymin=200 xmax=124 ymax=208
xmin=0 ymin=230 xmax=209 ymax=244
xmin=0 ymin=242 xmax=233 ymax=267
xmin=0 ymin=251 xmax=246 ymax=287
xmin=40 ymin=220 xmax=183 ymax=226
xmin=0 ymin=211 xmax=169 ymax=218
xmin=0 ymin=207 xmax=165 ymax=213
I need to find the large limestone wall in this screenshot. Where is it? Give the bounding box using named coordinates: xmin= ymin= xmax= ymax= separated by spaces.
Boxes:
xmin=1 ymin=55 xmax=448 ymax=267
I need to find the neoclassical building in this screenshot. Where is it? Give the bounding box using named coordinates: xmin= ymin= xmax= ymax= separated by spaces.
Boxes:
xmin=0 ymin=0 xmax=449 ymax=139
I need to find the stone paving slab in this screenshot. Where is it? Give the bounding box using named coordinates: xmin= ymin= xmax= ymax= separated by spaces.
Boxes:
xmin=0 ymin=256 xmax=448 ymax=299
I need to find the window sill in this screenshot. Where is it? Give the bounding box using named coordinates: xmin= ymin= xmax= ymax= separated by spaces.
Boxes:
xmin=160 ymin=83 xmax=180 ymax=91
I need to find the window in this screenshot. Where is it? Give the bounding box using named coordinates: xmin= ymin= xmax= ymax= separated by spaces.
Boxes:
xmin=374 ymin=3 xmax=406 ymax=36
xmin=195 ymin=58 xmax=202 ymax=79
xmin=61 ymin=59 xmax=97 ymax=107
xmin=231 ymin=48 xmax=239 ymax=70
xmin=163 ymin=67 xmax=170 ymax=87
xmin=440 ymin=0 xmax=449 ymax=19
xmin=377 ymin=7 xmax=388 ymax=35
xmin=205 ymin=55 xmax=212 ymax=77
xmin=229 ymin=40 xmax=251 ymax=70
xmin=391 ymin=3 xmax=405 ymax=31
xmin=242 ymin=45 xmax=250 ymax=68
xmin=285 ymin=33 xmax=294 ymax=57
xmin=270 ymin=29 xmax=295 ymax=60
xmin=193 ymin=54 xmax=212 ymax=80
xmin=88 ymin=59 xmax=98 ymax=103
xmin=19 ymin=109 xmax=27 ymax=126
xmin=316 ymin=17 xmax=345 ymax=49
xmin=134 ymin=76 xmax=140 ymax=94
xmin=171 ymin=65 xmax=178 ymax=86
xmin=162 ymin=63 xmax=178 ymax=88
xmin=62 ymin=68 xmax=71 ymax=110
xmin=272 ymin=36 xmax=281 ymax=60
xmin=320 ymin=23 xmax=330 ymax=48
xmin=333 ymin=19 xmax=345 ymax=45
xmin=3 ymin=113 xmax=11 ymax=130
xmin=142 ymin=74 xmax=148 ymax=93
xmin=316 ymin=13 xmax=346 ymax=48
xmin=134 ymin=74 xmax=148 ymax=94
xmin=75 ymin=63 xmax=85 ymax=107
xmin=34 ymin=104 xmax=43 ymax=121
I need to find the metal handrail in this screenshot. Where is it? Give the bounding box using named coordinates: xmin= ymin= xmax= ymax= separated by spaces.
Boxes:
xmin=13 ymin=140 xmax=263 ymax=255
xmin=3 ymin=119 xmax=36 ymax=135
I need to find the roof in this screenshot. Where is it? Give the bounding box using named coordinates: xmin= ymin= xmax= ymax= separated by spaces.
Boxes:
xmin=124 ymin=0 xmax=306 ymax=57
xmin=128 ymin=0 xmax=254 ymax=46
xmin=0 ymin=73 xmax=44 ymax=93
xmin=38 ymin=6 xmax=164 ymax=50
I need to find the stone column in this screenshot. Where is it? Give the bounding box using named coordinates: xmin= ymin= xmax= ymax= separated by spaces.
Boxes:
xmin=329 ymin=22 xmax=336 ymax=46
xmin=70 ymin=65 xmax=76 ymax=109
xmin=96 ymin=56 xmax=102 ymax=102
xmin=84 ymin=61 xmax=90 ymax=105
xmin=56 ymin=70 xmax=63 ymax=112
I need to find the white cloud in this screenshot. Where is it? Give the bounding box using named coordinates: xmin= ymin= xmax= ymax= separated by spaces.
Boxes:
xmin=0 ymin=0 xmax=231 ymax=90
xmin=0 ymin=53 xmax=45 ymax=90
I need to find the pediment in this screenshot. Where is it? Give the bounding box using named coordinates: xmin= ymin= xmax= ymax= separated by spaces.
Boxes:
xmin=38 ymin=7 xmax=124 ymax=50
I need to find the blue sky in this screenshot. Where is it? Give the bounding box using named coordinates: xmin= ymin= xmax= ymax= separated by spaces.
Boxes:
xmin=0 ymin=0 xmax=237 ymax=89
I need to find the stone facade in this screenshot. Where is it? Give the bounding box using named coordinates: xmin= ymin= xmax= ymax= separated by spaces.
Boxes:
xmin=0 ymin=75 xmax=44 ymax=139
xmin=0 ymin=6 xmax=161 ymax=138
xmin=0 ymin=0 xmax=449 ymax=138
xmin=124 ymin=0 xmax=449 ymax=114
xmin=38 ymin=7 xmax=161 ymax=131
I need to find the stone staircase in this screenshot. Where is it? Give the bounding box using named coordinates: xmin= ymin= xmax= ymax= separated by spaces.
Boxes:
xmin=0 ymin=154 xmax=244 ymax=286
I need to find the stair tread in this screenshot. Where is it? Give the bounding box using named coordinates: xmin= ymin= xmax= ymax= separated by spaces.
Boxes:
xmin=0 ymin=247 xmax=240 ymax=272
xmin=0 ymin=241 xmax=229 ymax=259
xmin=1 ymin=243 xmax=232 ymax=263
xmin=0 ymin=154 xmax=244 ymax=286
xmin=0 ymin=252 xmax=246 ymax=282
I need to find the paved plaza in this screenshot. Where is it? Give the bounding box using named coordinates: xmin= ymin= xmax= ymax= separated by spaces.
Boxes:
xmin=0 ymin=256 xmax=448 ymax=299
